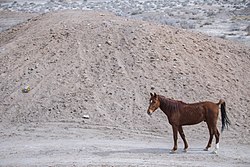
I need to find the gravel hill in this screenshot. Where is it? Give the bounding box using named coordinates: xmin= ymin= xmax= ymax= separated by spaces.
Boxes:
xmin=0 ymin=10 xmax=249 ymax=143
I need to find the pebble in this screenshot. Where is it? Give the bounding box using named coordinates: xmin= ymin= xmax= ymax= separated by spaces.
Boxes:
xmin=83 ymin=115 xmax=90 ymax=119
xmin=22 ymin=85 xmax=30 ymax=93
xmin=106 ymin=40 xmax=112 ymax=45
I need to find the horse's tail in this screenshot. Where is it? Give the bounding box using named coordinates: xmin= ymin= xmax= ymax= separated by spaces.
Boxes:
xmin=217 ymin=99 xmax=231 ymax=132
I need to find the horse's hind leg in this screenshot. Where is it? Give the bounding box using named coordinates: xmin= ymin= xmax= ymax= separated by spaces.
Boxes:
xmin=178 ymin=126 xmax=188 ymax=152
xmin=204 ymin=125 xmax=213 ymax=151
xmin=213 ymin=128 xmax=220 ymax=154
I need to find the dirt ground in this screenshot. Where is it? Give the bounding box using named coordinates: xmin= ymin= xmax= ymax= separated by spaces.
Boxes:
xmin=1 ymin=122 xmax=250 ymax=167
xmin=0 ymin=9 xmax=250 ymax=167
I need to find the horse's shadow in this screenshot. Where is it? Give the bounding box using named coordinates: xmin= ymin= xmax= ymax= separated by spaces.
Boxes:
xmin=94 ymin=147 xmax=213 ymax=157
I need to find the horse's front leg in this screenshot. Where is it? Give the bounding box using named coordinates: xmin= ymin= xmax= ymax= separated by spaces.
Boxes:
xmin=178 ymin=126 xmax=188 ymax=152
xmin=171 ymin=125 xmax=178 ymax=153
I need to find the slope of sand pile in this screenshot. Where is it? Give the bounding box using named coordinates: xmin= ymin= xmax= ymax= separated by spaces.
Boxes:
xmin=0 ymin=10 xmax=250 ymax=144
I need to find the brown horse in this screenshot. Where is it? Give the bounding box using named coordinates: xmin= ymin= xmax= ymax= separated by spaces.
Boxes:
xmin=147 ymin=93 xmax=230 ymax=153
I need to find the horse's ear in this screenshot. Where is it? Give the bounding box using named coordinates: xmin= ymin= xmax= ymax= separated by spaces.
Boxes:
xmin=150 ymin=93 xmax=153 ymax=97
xmin=154 ymin=92 xmax=157 ymax=97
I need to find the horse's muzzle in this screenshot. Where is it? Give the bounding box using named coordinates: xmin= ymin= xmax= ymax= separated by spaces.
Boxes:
xmin=147 ymin=110 xmax=152 ymax=116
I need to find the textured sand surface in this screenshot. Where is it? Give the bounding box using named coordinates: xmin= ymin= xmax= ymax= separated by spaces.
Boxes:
xmin=0 ymin=10 xmax=249 ymax=166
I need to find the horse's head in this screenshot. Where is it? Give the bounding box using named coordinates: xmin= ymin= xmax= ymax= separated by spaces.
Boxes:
xmin=147 ymin=93 xmax=160 ymax=116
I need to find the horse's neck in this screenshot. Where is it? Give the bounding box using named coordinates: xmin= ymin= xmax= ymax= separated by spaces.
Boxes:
xmin=159 ymin=96 xmax=174 ymax=117
xmin=159 ymin=96 xmax=184 ymax=118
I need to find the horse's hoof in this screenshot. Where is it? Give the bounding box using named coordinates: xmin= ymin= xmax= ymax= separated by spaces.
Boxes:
xmin=212 ymin=150 xmax=218 ymax=154
xmin=203 ymin=148 xmax=209 ymax=151
xmin=183 ymin=149 xmax=187 ymax=153
xmin=170 ymin=149 xmax=177 ymax=154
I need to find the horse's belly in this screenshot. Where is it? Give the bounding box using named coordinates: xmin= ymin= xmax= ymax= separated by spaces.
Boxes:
xmin=180 ymin=112 xmax=205 ymax=125
xmin=182 ymin=119 xmax=204 ymax=126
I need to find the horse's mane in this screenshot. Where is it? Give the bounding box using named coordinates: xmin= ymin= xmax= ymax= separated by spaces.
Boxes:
xmin=159 ymin=95 xmax=186 ymax=112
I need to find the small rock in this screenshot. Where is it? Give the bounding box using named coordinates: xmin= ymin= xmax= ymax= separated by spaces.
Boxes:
xmin=106 ymin=40 xmax=112 ymax=45
xmin=83 ymin=115 xmax=90 ymax=119
xmin=22 ymin=85 xmax=30 ymax=93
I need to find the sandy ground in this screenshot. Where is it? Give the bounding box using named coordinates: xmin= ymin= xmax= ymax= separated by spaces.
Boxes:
xmin=1 ymin=122 xmax=250 ymax=167
xmin=0 ymin=9 xmax=250 ymax=167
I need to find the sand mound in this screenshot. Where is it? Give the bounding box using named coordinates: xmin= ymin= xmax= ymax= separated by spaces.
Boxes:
xmin=0 ymin=10 xmax=249 ymax=143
